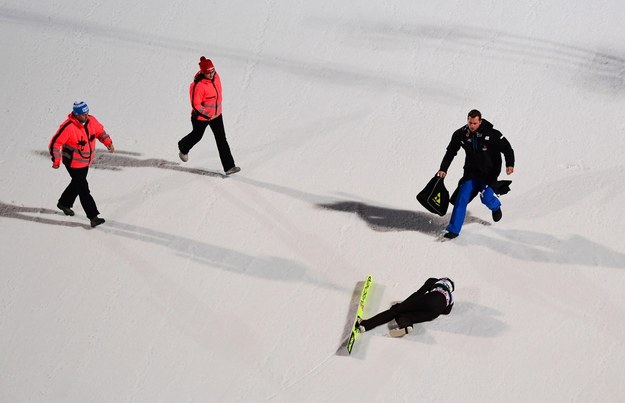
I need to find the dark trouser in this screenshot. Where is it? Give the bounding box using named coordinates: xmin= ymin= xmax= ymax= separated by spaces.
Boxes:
xmin=59 ymin=165 xmax=100 ymax=219
xmin=360 ymin=291 xmax=447 ymax=331
xmin=178 ymin=114 xmax=236 ymax=171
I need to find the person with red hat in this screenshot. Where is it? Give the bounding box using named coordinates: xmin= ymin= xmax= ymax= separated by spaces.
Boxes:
xmin=48 ymin=101 xmax=115 ymax=228
xmin=178 ymin=56 xmax=240 ymax=175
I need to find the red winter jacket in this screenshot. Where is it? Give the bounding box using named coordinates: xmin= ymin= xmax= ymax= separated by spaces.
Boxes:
xmin=48 ymin=114 xmax=112 ymax=168
xmin=189 ymin=71 xmax=223 ymax=121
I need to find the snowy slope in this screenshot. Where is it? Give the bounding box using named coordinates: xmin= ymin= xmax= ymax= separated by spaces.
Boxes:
xmin=1 ymin=1 xmax=625 ymax=401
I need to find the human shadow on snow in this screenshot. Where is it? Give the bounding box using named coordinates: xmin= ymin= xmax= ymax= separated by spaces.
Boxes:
xmin=396 ymin=301 xmax=507 ymax=345
xmin=318 ymin=200 xmax=489 ymax=236
xmin=232 ymin=176 xmax=489 ymax=237
xmin=232 ymin=176 xmax=486 ymax=238
xmin=0 ymin=201 xmax=343 ymax=290
xmin=0 ymin=201 xmax=92 ymax=229
xmin=318 ymin=199 xmax=625 ymax=269
xmin=34 ymin=150 xmax=226 ymax=178
xmin=473 ymin=229 xmax=625 ymax=270
xmin=100 ymin=220 xmax=343 ymax=289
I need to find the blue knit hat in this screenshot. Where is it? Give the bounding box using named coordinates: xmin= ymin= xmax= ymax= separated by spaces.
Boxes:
xmin=72 ymin=101 xmax=89 ymax=115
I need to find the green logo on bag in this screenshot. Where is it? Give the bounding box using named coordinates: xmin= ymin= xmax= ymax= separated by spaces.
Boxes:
xmin=433 ymin=192 xmax=441 ymax=206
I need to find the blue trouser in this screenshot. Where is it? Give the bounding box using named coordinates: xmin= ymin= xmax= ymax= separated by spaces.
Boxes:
xmin=446 ymin=179 xmax=501 ymax=235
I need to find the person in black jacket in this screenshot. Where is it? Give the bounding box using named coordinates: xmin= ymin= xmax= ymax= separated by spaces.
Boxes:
xmin=437 ymin=109 xmax=515 ymax=239
xmin=356 ymin=277 xmax=454 ymax=337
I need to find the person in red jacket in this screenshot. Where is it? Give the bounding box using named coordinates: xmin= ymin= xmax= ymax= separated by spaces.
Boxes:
xmin=48 ymin=101 xmax=115 ymax=227
xmin=178 ymin=56 xmax=240 ymax=175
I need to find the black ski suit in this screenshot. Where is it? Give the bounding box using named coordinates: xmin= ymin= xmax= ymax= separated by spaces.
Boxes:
xmin=360 ymin=278 xmax=453 ymax=331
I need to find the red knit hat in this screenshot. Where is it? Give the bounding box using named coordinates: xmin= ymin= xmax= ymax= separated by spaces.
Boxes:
xmin=199 ymin=56 xmax=215 ymax=73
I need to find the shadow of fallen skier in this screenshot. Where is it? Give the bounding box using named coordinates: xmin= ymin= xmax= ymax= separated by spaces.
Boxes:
xmin=318 ymin=200 xmax=489 ymax=236
xmin=397 ymin=300 xmax=508 ymax=346
xmin=34 ymin=150 xmax=226 ymax=178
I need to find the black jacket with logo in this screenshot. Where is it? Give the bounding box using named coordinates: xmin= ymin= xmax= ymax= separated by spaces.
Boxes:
xmin=439 ymin=119 xmax=515 ymax=184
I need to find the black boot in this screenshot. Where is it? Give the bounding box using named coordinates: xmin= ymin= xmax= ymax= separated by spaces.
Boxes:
xmin=90 ymin=217 xmax=106 ymax=228
xmin=443 ymin=231 xmax=458 ymax=239
xmin=57 ymin=202 xmax=75 ymax=216
xmin=492 ymin=208 xmax=502 ymax=222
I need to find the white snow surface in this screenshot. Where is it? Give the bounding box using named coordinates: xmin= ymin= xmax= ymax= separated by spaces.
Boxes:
xmin=2 ymin=1 xmax=625 ymax=402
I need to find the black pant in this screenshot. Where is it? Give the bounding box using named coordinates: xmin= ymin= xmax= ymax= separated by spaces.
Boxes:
xmin=59 ymin=165 xmax=99 ymax=219
xmin=360 ymin=291 xmax=447 ymax=331
xmin=178 ymin=114 xmax=235 ymax=171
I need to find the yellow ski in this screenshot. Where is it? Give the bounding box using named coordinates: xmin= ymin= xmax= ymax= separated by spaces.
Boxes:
xmin=347 ymin=275 xmax=373 ymax=354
